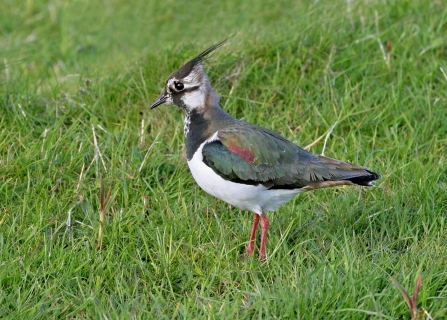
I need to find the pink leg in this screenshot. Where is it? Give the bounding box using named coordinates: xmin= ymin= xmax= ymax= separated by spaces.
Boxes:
xmin=259 ymin=215 xmax=270 ymax=261
xmin=246 ymin=213 xmax=260 ymax=256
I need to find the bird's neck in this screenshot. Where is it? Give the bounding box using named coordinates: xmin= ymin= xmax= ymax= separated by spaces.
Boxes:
xmin=184 ymin=97 xmax=236 ymax=161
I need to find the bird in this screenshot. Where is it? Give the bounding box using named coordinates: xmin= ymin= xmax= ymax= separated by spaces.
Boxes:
xmin=150 ymin=40 xmax=381 ymax=261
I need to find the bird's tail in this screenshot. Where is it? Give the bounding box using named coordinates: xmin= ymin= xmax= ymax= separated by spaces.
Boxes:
xmin=302 ymin=155 xmax=381 ymax=189
xmin=343 ymin=169 xmax=381 ymax=186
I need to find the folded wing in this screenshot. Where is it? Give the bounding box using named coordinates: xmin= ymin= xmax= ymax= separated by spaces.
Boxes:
xmin=202 ymin=124 xmax=380 ymax=189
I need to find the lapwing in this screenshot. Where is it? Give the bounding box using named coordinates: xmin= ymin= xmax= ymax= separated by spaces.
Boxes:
xmin=150 ymin=40 xmax=381 ymax=261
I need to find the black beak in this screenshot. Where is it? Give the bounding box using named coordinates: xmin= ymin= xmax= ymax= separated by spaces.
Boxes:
xmin=150 ymin=93 xmax=168 ymax=109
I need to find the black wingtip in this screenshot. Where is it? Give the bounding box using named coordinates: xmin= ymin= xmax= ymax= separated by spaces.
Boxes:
xmin=346 ymin=170 xmax=381 ymax=186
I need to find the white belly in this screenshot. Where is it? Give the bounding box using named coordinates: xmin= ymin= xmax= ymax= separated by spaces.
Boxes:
xmin=187 ymin=132 xmax=304 ymax=215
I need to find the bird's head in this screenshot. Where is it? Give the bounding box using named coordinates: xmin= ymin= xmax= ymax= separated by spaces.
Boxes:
xmin=150 ymin=39 xmax=228 ymax=113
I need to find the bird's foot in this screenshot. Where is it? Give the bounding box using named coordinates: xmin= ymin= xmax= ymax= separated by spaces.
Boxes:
xmin=245 ymin=243 xmax=255 ymax=257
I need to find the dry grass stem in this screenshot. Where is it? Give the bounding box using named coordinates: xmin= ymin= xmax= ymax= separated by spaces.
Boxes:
xmin=97 ymin=176 xmax=113 ymax=250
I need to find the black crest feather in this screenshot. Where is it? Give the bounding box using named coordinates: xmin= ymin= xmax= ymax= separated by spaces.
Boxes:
xmin=174 ymin=38 xmax=230 ymax=79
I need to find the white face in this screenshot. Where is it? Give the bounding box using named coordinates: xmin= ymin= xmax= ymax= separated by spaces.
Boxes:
xmin=165 ymin=66 xmax=208 ymax=112
xmin=180 ymin=87 xmax=205 ymax=111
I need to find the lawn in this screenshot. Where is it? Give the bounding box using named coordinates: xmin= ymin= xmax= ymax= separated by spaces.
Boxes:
xmin=1 ymin=0 xmax=446 ymax=318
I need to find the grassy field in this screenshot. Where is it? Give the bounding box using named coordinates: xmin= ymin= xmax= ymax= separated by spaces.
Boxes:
xmin=1 ymin=0 xmax=447 ymax=318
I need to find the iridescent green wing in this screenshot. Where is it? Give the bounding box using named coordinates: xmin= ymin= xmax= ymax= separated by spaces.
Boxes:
xmin=202 ymin=123 xmax=373 ymax=188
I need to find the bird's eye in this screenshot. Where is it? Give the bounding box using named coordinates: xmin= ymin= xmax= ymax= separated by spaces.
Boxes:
xmin=174 ymin=82 xmax=184 ymax=91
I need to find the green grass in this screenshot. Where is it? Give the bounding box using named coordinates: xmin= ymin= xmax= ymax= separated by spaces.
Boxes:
xmin=1 ymin=0 xmax=447 ymax=318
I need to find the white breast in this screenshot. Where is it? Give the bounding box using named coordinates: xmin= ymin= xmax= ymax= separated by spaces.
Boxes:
xmin=187 ymin=132 xmax=305 ymax=215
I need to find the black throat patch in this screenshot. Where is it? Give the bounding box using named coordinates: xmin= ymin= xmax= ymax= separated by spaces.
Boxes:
xmin=184 ymin=109 xmax=212 ymax=161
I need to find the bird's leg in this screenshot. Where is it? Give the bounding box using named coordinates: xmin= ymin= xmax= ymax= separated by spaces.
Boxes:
xmin=259 ymin=215 xmax=270 ymax=261
xmin=246 ymin=213 xmax=260 ymax=256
